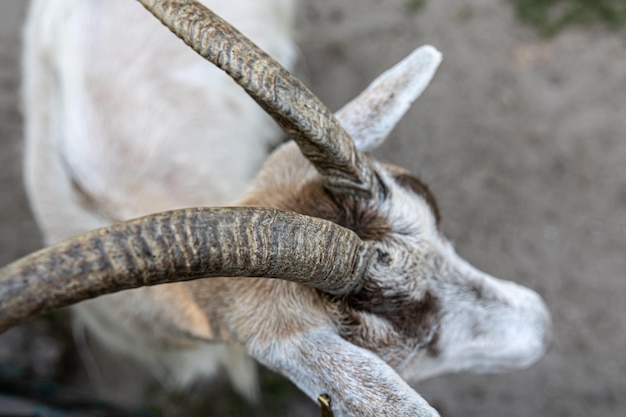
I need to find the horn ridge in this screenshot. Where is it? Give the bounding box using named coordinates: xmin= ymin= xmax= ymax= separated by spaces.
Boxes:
xmin=0 ymin=207 xmax=373 ymax=332
xmin=138 ymin=0 xmax=377 ymax=197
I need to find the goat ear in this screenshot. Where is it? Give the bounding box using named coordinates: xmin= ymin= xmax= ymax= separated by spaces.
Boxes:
xmin=258 ymin=328 xmax=441 ymax=417
xmin=336 ymin=45 xmax=442 ymax=151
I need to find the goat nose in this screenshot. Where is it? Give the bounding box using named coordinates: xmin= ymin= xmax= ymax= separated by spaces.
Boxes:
xmin=514 ymin=286 xmax=553 ymax=366
xmin=482 ymin=276 xmax=552 ymax=367
xmin=535 ymin=294 xmax=553 ymax=355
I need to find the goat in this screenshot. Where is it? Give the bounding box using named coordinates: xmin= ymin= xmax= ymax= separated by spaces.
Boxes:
xmin=0 ymin=1 xmax=551 ymax=416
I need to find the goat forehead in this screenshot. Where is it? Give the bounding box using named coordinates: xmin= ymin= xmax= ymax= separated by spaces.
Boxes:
xmin=354 ymin=167 xmax=452 ymax=290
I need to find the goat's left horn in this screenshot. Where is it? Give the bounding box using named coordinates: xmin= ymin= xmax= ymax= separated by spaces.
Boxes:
xmin=0 ymin=207 xmax=374 ymax=332
xmin=137 ymin=0 xmax=378 ymax=198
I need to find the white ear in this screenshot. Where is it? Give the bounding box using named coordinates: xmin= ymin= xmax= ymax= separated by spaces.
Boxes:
xmin=255 ymin=328 xmax=441 ymax=417
xmin=336 ymin=45 xmax=442 ymax=151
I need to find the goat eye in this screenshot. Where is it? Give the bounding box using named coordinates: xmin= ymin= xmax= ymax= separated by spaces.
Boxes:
xmin=377 ymin=250 xmax=392 ymax=265
xmin=374 ymin=171 xmax=389 ymax=201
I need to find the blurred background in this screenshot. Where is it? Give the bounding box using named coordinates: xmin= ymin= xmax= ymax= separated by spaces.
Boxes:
xmin=1 ymin=0 xmax=625 ymax=416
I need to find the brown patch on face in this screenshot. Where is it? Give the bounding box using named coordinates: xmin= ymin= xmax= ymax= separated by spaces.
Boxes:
xmin=349 ymin=280 xmax=440 ymax=342
xmin=325 ymin=278 xmax=441 ymax=358
xmin=392 ymin=172 xmax=441 ymax=227
xmin=286 ymin=180 xmax=392 ymax=241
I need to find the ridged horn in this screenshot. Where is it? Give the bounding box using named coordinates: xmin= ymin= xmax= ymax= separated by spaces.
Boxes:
xmin=137 ymin=0 xmax=378 ymax=198
xmin=0 ymin=207 xmax=374 ymax=332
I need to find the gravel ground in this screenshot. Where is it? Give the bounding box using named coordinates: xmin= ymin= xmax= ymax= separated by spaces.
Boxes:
xmin=1 ymin=0 xmax=625 ymax=416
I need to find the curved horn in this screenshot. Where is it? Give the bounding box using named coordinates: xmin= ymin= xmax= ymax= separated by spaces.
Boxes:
xmin=0 ymin=207 xmax=373 ymax=332
xmin=137 ymin=0 xmax=377 ymax=197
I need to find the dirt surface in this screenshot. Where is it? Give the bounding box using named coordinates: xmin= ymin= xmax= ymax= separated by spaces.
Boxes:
xmin=1 ymin=0 xmax=625 ymax=416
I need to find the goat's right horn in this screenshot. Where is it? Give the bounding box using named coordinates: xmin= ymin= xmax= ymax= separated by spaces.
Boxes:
xmin=0 ymin=207 xmax=374 ymax=332
xmin=138 ymin=0 xmax=378 ymax=198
